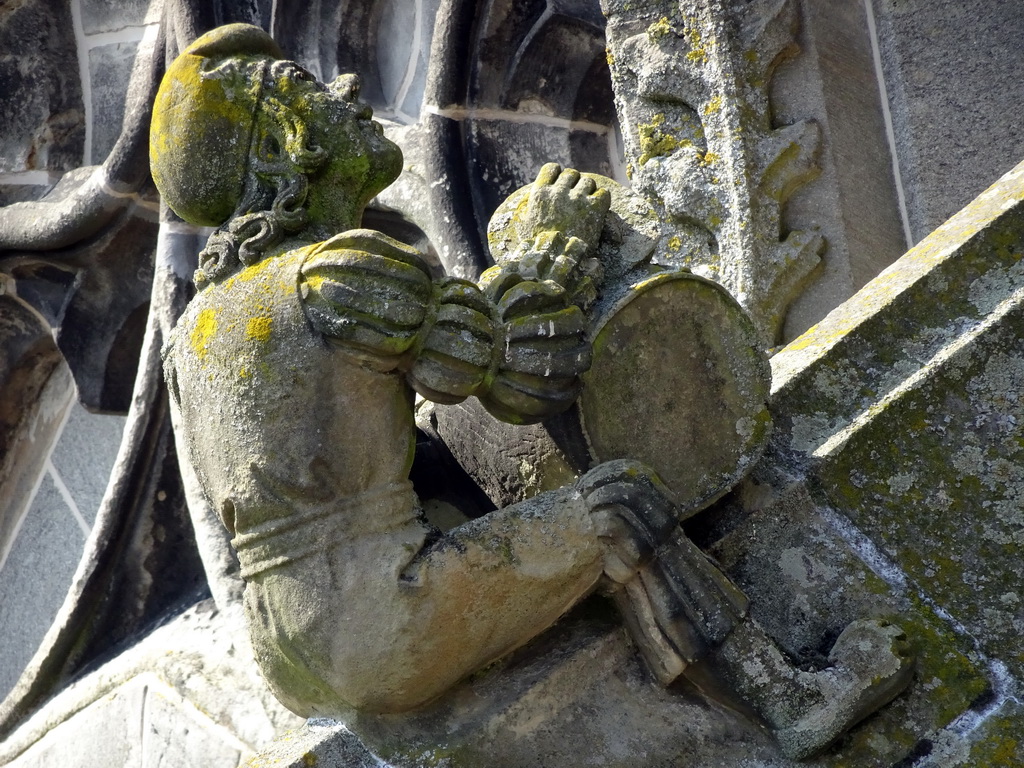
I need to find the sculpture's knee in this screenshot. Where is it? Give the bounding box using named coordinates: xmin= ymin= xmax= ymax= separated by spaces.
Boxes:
xmin=242 ymin=552 xmax=451 ymax=717
xmin=248 ymin=595 xmax=452 ymax=715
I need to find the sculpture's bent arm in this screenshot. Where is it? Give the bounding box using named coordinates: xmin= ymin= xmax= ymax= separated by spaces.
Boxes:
xmin=300 ymin=228 xmax=592 ymax=424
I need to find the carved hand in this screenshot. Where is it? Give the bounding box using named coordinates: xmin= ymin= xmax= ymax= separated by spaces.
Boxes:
xmin=526 ymin=163 xmax=611 ymax=251
xmin=476 ymin=274 xmax=592 ymax=425
xmin=481 ymin=230 xmax=601 ymax=311
xmin=578 ymin=459 xmax=679 ymax=584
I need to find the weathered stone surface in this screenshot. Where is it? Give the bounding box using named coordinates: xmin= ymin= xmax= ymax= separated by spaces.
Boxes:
xmin=769 ymin=158 xmax=1024 ymax=680
xmin=153 ymin=26 xmax=911 ymax=764
xmin=487 ymin=170 xmax=663 ymax=281
xmin=247 ymin=720 xmax=380 ymax=768
xmin=80 ymin=0 xmax=153 ymax=35
xmin=0 ymin=471 xmax=86 ymax=701
xmin=328 ymin=602 xmax=784 ymax=767
xmin=3 ymin=676 xmax=250 ymax=768
xmin=7 ymin=5 xmax=1024 ymax=766
xmin=603 ymin=0 xmax=824 ymax=345
xmin=874 ymin=0 xmax=1024 ymax=242
xmin=0 ymin=0 xmax=84 ymax=173
xmin=372 ymin=0 xmax=618 ymax=281
xmin=710 ymin=484 xmax=988 ymax=766
xmin=0 ymin=601 xmax=302 ymax=767
xmin=254 ymin=594 xmax=925 ymax=767
xmin=770 ymin=0 xmax=909 ymax=339
xmin=140 ymin=683 xmax=246 ymax=768
xmin=0 ymin=223 xmax=201 ymax=741
xmin=581 ymin=271 xmax=771 ymax=508
xmin=920 ymin=699 xmax=1024 ymax=767
xmin=4 ymin=674 xmax=145 ymax=767
xmin=694 ymin=156 xmax=1024 ymax=766
xmin=89 ymin=41 xmax=139 ymax=163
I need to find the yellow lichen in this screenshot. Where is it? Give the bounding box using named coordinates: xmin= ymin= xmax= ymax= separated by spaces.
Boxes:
xmin=667 ymin=236 xmax=682 ymax=252
xmin=237 ymin=257 xmax=275 ymax=282
xmin=247 ymin=316 xmax=273 ymax=342
xmin=704 ymin=95 xmax=722 ymax=115
xmin=638 ymin=114 xmax=681 ymax=165
xmin=190 ymin=308 xmax=217 ymax=359
xmin=647 ymin=16 xmax=672 ymax=41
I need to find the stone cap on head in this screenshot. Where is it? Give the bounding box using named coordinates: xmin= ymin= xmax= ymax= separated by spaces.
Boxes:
xmin=150 ymin=24 xmax=284 ymax=226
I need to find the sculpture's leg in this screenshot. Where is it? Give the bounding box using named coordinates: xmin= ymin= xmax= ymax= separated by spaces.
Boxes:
xmin=244 ymin=485 xmax=606 ymax=718
xmin=694 ymin=617 xmax=915 ymax=759
xmin=599 ymin=526 xmax=913 ymax=760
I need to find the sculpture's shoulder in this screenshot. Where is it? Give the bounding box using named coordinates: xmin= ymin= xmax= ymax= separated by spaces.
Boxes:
xmin=164 ymin=245 xmax=316 ymax=379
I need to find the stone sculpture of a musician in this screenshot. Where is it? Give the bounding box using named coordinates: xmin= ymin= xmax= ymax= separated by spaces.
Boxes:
xmin=152 ymin=24 xmax=914 ymax=761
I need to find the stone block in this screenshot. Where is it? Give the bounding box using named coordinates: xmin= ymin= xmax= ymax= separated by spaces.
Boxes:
xmin=0 ymin=601 xmax=303 ymax=766
xmin=141 ymin=683 xmax=245 ymax=768
xmin=261 ymin=603 xmax=784 ymax=767
xmin=770 ymin=157 xmax=1024 ymax=681
xmin=711 ymin=484 xmax=988 ymax=766
xmin=0 ymin=471 xmax=86 ymax=701
xmin=88 ymin=41 xmax=139 ymax=163
xmin=816 ymin=290 xmax=1024 ymax=678
xmin=80 ymin=0 xmax=152 ymax=35
xmin=50 ymin=404 xmax=126 ymax=528
xmin=0 ymin=0 xmax=84 ymax=172
xmin=247 ymin=720 xmax=380 ymax=768
xmin=874 ymin=0 xmax=1024 ymax=242
xmin=3 ymin=675 xmax=248 ymax=768
xmin=3 ymin=677 xmax=144 ymax=767
xmin=921 ymin=700 xmax=1024 ymax=767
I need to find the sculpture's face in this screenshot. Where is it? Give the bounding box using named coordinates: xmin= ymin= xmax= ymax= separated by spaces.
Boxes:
xmin=268 ymin=60 xmax=403 ymax=209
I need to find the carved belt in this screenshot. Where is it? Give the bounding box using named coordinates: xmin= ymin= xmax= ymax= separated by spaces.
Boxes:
xmin=231 ymin=480 xmax=419 ymax=578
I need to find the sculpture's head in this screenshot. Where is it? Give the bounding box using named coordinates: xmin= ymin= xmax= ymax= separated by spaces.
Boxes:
xmin=150 ymin=24 xmax=402 ymax=284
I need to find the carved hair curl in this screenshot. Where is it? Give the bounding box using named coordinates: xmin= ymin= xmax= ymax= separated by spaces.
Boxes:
xmin=195 ymin=61 xmax=328 ymax=287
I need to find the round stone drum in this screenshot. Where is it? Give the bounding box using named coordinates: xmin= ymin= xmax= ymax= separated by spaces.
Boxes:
xmin=579 ymin=270 xmax=771 ymax=512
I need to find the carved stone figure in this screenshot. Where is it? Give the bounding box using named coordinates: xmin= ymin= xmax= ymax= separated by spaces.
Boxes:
xmin=152 ymin=24 xmax=914 ymax=763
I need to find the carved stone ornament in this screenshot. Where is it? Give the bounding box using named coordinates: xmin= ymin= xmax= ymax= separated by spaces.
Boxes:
xmin=152 ymin=24 xmax=915 ymax=765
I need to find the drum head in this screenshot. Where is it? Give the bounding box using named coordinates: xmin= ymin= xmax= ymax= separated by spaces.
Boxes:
xmin=579 ymin=271 xmax=771 ymax=511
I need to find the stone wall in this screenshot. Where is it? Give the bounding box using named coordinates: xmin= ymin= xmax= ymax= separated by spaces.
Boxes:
xmin=0 ymin=365 xmax=125 ymax=701
xmin=0 ymin=0 xmax=157 ymax=703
